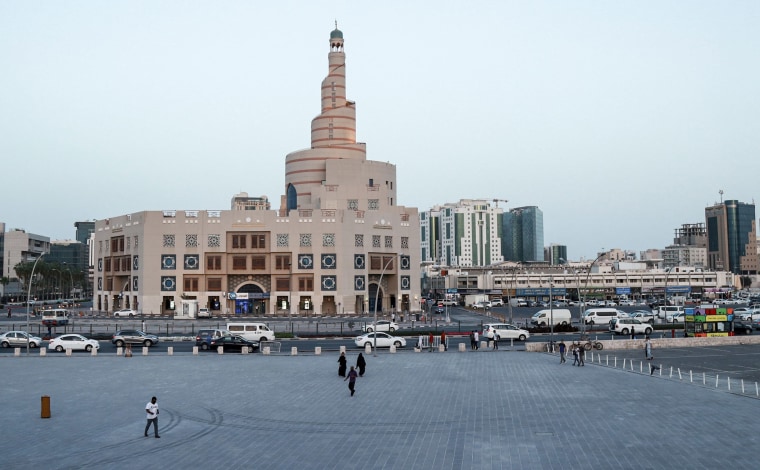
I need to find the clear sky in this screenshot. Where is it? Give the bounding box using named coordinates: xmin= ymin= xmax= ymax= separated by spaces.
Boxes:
xmin=1 ymin=1 xmax=758 ymax=260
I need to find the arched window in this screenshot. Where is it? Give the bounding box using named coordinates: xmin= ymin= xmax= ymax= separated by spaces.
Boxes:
xmin=287 ymin=184 xmax=297 ymax=212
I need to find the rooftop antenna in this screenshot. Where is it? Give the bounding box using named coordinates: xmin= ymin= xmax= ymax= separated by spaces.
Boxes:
xmin=719 ymin=189 xmax=724 ymax=204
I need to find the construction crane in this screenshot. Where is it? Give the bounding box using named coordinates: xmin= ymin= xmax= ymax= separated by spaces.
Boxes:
xmin=493 ymin=199 xmax=509 ymax=208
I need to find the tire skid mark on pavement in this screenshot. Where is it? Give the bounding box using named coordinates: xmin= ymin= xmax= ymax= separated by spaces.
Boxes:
xmin=53 ymin=407 xmax=223 ymax=469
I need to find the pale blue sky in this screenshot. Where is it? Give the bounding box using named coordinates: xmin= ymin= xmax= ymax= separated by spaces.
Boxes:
xmin=1 ymin=1 xmax=758 ymax=260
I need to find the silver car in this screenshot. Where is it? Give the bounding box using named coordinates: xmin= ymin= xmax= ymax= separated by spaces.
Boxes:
xmin=0 ymin=331 xmax=43 ymax=348
xmin=111 ymin=330 xmax=159 ymax=347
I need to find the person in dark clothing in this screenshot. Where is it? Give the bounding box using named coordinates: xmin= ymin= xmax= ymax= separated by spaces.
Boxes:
xmin=469 ymin=331 xmax=476 ymax=350
xmin=338 ymin=352 xmax=347 ymax=377
xmin=345 ymin=366 xmax=358 ymax=396
xmin=558 ymin=341 xmax=566 ymax=363
xmin=356 ymin=353 xmax=366 ymax=377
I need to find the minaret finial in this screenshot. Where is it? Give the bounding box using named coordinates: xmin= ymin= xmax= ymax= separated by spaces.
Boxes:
xmin=335 ymin=19 xmax=338 ymax=29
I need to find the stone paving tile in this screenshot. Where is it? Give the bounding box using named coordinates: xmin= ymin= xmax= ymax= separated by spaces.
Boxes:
xmin=2 ymin=350 xmax=759 ymax=469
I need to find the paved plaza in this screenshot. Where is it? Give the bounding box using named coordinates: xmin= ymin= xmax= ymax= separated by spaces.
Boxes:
xmin=4 ymin=348 xmax=758 ymax=469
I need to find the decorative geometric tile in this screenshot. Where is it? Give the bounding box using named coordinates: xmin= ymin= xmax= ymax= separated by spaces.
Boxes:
xmin=321 ymin=254 xmax=337 ymax=269
xmin=161 ymin=276 xmax=177 ymax=291
xmin=347 ymin=199 xmax=358 ymax=211
xmin=401 ymin=237 xmax=409 ymax=249
xmin=300 ymin=233 xmax=312 ymax=247
xmin=400 ymin=255 xmax=410 ymax=270
xmin=277 ymin=233 xmax=289 ymax=247
xmin=354 ymin=275 xmax=365 ymax=291
xmin=384 ymin=236 xmax=393 ymax=248
xmin=163 ymin=234 xmax=175 ymax=247
xmin=400 ymin=275 xmax=410 ymax=291
xmin=208 ymin=234 xmax=221 ymax=248
xmin=298 ymin=254 xmax=314 ymax=269
xmin=184 ymin=254 xmax=200 ymax=270
xmin=354 ymin=254 xmax=365 ymax=270
xmin=97 ymin=259 xmax=102 ymax=272
xmin=368 ymin=199 xmax=379 ymax=210
xmin=186 ymin=234 xmax=198 ymax=247
xmin=355 ymin=234 xmax=364 ymax=247
xmin=97 ymin=278 xmax=102 ymax=290
xmin=161 ymin=254 xmax=176 ymax=270
xmin=132 ymin=277 xmax=139 ymax=291
xmin=321 ymin=275 xmax=336 ymax=291
xmin=133 ymin=255 xmax=139 ymax=271
xmin=322 ymin=233 xmax=336 ymax=247
xmin=372 ymin=235 xmax=381 ymax=248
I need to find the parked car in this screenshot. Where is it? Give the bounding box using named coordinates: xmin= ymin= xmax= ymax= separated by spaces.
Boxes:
xmin=483 ymin=323 xmax=530 ymax=341
xmin=195 ymin=328 xmax=230 ymax=350
xmin=48 ymin=334 xmax=100 ymax=352
xmin=111 ymin=330 xmax=159 ymax=347
xmin=733 ymin=321 xmax=753 ymax=335
xmin=738 ymin=308 xmax=760 ymax=321
xmin=197 ymin=308 xmax=212 ymax=318
xmin=209 ymin=335 xmax=258 ymax=353
xmin=629 ymin=310 xmax=655 ymax=323
xmin=361 ymin=320 xmax=399 ymax=333
xmin=608 ymin=318 xmax=653 ymax=336
xmin=354 ymin=332 xmax=406 ymax=348
xmin=515 ymin=298 xmax=528 ymax=307
xmin=472 ymin=301 xmax=491 ymax=310
xmin=490 ymin=299 xmax=504 ymax=307
xmin=113 ymin=309 xmax=138 ymax=318
xmin=668 ymin=312 xmax=686 ymax=323
xmin=0 ymin=331 xmax=43 ymax=348
xmin=441 ymin=299 xmax=457 ymax=306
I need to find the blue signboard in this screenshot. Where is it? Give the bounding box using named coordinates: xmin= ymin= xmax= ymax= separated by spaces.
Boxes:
xmin=517 ymin=288 xmax=568 ymax=296
xmin=615 ymin=287 xmax=631 ymax=295
xmin=666 ymin=286 xmax=691 ymax=294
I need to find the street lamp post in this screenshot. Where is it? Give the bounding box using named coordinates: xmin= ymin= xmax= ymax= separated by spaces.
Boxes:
xmin=582 ymin=250 xmax=606 ymax=333
xmin=372 ymin=255 xmax=396 ymax=356
xmin=25 ymin=253 xmax=46 ymax=355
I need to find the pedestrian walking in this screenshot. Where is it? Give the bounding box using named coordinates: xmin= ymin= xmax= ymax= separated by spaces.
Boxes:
xmin=144 ymin=396 xmax=160 ymax=438
xmin=558 ymin=341 xmax=566 ymax=363
xmin=338 ymin=352 xmax=347 ymax=377
xmin=344 ymin=366 xmax=358 ymax=396
xmin=644 ymin=337 xmax=653 ymax=360
xmin=356 ymin=353 xmax=366 ymax=377
xmin=578 ymin=346 xmax=585 ymax=366
xmin=469 ymin=331 xmax=475 ymax=350
xmin=486 ymin=328 xmax=494 ymax=349
xmin=572 ymin=346 xmax=579 ymax=366
xmin=7 ymin=307 xmax=11 ymax=318
xmin=418 ymin=334 xmax=424 ymax=351
xmin=392 ymin=312 xmax=396 ymax=323
xmin=631 ymin=328 xmax=636 ymax=340
xmin=493 ymin=332 xmax=499 ymax=350
xmin=441 ymin=330 xmax=447 ymax=351
xmin=428 ymin=332 xmax=434 ymax=352
xmin=473 ymin=331 xmax=480 ymax=350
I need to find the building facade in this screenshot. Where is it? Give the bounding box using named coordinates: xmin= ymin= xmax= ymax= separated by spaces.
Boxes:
xmin=545 ymin=244 xmax=567 ymax=265
xmin=705 ymin=200 xmax=758 ymax=274
xmin=502 ymin=206 xmax=543 ymax=262
xmin=1 ymin=227 xmax=50 ymax=300
xmin=91 ymin=27 xmax=420 ymax=317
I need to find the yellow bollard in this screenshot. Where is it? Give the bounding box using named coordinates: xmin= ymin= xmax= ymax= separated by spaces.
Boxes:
xmin=41 ymin=396 xmax=51 ymax=418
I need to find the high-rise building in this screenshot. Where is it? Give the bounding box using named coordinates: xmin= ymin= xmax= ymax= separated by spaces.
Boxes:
xmin=705 ymin=200 xmax=758 ymax=274
xmin=502 ymin=206 xmax=543 ymax=263
xmin=419 ymin=200 xmax=503 ymax=267
xmin=545 ymin=244 xmax=567 ymax=265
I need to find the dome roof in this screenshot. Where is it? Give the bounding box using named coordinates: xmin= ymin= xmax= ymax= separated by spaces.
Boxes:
xmin=330 ymin=28 xmax=343 ymax=39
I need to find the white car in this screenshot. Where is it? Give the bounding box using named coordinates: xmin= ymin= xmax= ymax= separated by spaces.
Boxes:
xmin=0 ymin=331 xmax=43 ymax=348
xmin=608 ymin=318 xmax=653 ymax=336
xmin=113 ymin=309 xmax=138 ymax=318
xmin=629 ymin=311 xmax=655 ymax=323
xmin=361 ymin=320 xmax=399 ymax=333
xmin=472 ymin=301 xmax=491 ymax=310
xmin=197 ymin=308 xmax=212 ymax=318
xmin=738 ymin=307 xmax=760 ymax=321
xmin=441 ymin=299 xmax=457 ymax=306
xmin=354 ymin=332 xmax=406 ymax=348
xmin=48 ymin=334 xmax=100 ymax=352
xmin=483 ymin=323 xmax=530 ymax=341
xmin=489 ymin=299 xmax=504 ymax=307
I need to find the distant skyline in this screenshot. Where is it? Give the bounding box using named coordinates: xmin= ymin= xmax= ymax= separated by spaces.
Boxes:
xmin=2 ymin=1 xmax=758 ymax=260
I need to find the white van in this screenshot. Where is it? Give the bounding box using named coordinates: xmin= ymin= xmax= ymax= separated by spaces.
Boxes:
xmin=41 ymin=309 xmax=70 ymax=326
xmin=656 ymin=305 xmax=684 ymax=319
xmin=530 ymin=309 xmax=572 ymax=327
xmin=226 ymin=322 xmax=275 ymax=342
xmin=582 ymin=308 xmax=622 ymax=325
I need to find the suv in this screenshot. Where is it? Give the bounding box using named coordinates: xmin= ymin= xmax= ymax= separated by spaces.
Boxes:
xmin=197 ymin=308 xmax=212 ymax=319
xmin=195 ymin=329 xmax=230 ymax=350
xmin=608 ymin=318 xmax=653 ymax=336
xmin=112 ymin=330 xmax=160 ymax=347
xmin=489 ymin=299 xmax=504 ymax=307
xmin=629 ymin=310 xmax=655 ymax=323
xmin=483 ymin=323 xmax=530 ymax=341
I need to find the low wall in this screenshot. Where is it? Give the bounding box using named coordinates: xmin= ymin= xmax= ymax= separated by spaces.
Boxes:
xmin=526 ymin=334 xmax=760 ymax=352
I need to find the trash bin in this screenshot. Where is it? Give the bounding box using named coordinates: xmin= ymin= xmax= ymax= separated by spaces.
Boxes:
xmin=41 ymin=395 xmax=51 ymax=419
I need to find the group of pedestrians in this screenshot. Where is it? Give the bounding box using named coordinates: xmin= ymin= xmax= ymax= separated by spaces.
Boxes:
xmin=556 ymin=341 xmax=584 ymax=366
xmin=338 ymin=351 xmax=366 ymax=396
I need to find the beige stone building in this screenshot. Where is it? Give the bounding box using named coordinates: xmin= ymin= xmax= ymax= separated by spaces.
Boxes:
xmin=92 ymin=27 xmax=420 ymax=317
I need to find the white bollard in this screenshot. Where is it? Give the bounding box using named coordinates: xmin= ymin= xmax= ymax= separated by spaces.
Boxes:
xmin=91 ymin=348 xmax=97 ymax=356
xmin=14 ymin=348 xmax=20 ymax=357
xmin=142 ymin=347 xmax=149 ymax=356
xmin=291 ymin=346 xmax=298 ymax=356
xmin=66 ymin=348 xmax=72 ymax=356
xmin=167 ymin=347 xmax=174 ymax=356
xmin=40 ymin=348 xmax=47 ymax=357
xmin=263 ymin=346 xmax=270 ymax=355
xmin=480 ymin=341 xmax=486 ymax=349
xmin=458 ymin=343 xmax=466 ymax=352
xmin=192 ymin=346 xmax=199 ymax=355
xmin=390 ymin=345 xmax=396 ymax=353
xmin=365 ymin=344 xmax=372 ymax=354
xmin=340 ymin=345 xmax=346 ymax=354
xmin=217 ymin=346 xmax=224 ymax=355
xmin=242 ymin=346 xmax=249 ymax=354
xmin=439 ymin=344 xmax=445 ymax=352
xmin=315 ymin=346 xmax=322 ymax=355
xmin=117 ymin=347 xmax=123 ymax=356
